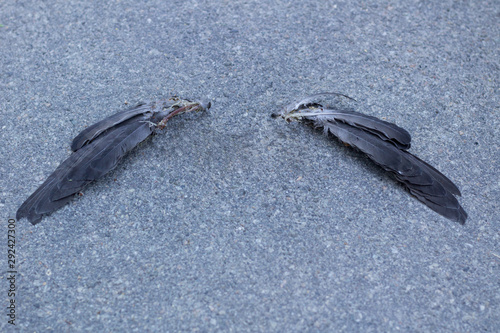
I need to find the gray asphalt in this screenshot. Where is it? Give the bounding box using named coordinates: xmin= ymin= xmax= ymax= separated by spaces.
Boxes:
xmin=1 ymin=0 xmax=498 ymax=331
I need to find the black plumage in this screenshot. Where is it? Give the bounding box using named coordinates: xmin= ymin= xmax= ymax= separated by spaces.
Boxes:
xmin=17 ymin=97 xmax=210 ymax=225
xmin=275 ymin=93 xmax=467 ymax=224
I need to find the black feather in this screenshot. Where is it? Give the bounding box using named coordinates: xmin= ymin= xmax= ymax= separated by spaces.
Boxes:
xmin=279 ymin=93 xmax=467 ymax=224
xmin=70 ymin=102 xmax=150 ymax=151
xmin=17 ymin=98 xmax=208 ymax=225
xmin=311 ymin=109 xmax=411 ymax=149
xmin=51 ymin=116 xmax=154 ymax=201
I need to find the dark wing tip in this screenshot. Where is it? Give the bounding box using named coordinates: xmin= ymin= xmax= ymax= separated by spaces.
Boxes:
xmin=16 ymin=206 xmax=42 ymax=225
xmin=70 ymin=135 xmax=86 ymax=151
xmin=29 ymin=215 xmax=43 ymax=225
xmin=15 ymin=208 xmax=24 ymax=222
xmin=456 ymin=206 xmax=468 ymax=225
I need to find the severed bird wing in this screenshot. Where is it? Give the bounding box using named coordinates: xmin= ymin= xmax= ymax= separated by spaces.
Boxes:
xmin=17 ymin=97 xmax=208 ymax=225
xmin=278 ymin=93 xmax=467 ymax=224
xmin=317 ymin=119 xmax=466 ymax=223
xmin=16 ymin=114 xmax=155 ymax=224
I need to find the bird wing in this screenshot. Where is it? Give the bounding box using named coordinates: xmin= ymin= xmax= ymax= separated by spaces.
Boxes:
xmin=314 ymin=118 xmax=466 ymax=224
xmin=70 ymin=102 xmax=153 ymax=151
xmin=17 ymin=97 xmax=209 ymax=225
xmin=16 ymin=114 xmax=155 ymax=224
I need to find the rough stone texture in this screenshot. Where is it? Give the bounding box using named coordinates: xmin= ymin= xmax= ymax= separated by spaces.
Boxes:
xmin=1 ymin=0 xmax=498 ymax=331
